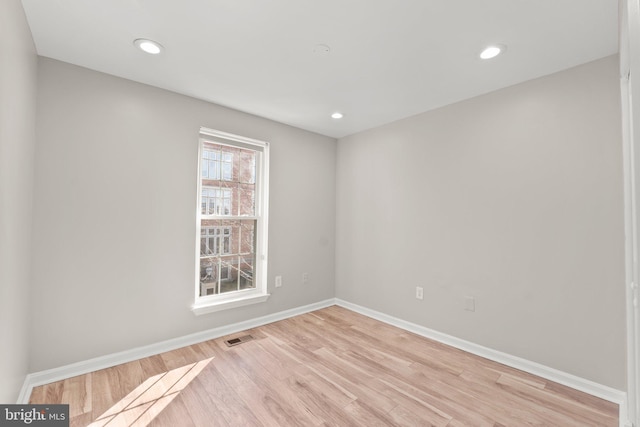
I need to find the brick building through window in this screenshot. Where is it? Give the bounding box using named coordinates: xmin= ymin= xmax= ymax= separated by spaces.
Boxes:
xmin=199 ymin=141 xmax=257 ymax=296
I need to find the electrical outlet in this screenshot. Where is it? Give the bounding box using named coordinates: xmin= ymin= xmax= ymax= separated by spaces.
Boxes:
xmin=275 ymin=275 xmax=282 ymax=288
xmin=302 ymin=272 xmax=309 ymax=284
xmin=416 ymin=286 xmax=424 ymax=300
xmin=465 ymin=296 xmax=475 ymax=312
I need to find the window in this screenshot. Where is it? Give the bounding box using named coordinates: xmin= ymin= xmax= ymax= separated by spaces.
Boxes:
xmin=200 ymin=226 xmax=231 ymax=255
xmin=202 ymin=149 xmax=233 ymax=180
xmin=193 ymin=128 xmax=270 ymax=314
xmin=201 ymin=187 xmax=231 ymax=215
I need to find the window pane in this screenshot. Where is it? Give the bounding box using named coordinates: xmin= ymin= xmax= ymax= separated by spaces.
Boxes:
xmin=201 ymin=186 xmax=233 ymax=216
xmin=200 ymin=219 xmax=257 ymax=296
xmin=201 ymin=160 xmax=207 ymax=177
xmin=199 ymin=258 xmax=218 ymax=296
xmin=199 ymin=252 xmax=236 ymax=296
xmin=239 ymin=256 xmax=255 ymax=290
xmin=198 ymin=132 xmax=266 ymax=303
xmin=212 ymin=162 xmax=219 ymax=179
xmin=238 ymin=220 xmax=256 ymax=255
xmin=238 ymin=186 xmax=255 ymax=216
xmin=239 ymin=151 xmax=255 ymax=184
xmin=218 ymin=261 xmax=235 ymax=294
xmin=222 ymin=164 xmax=232 ymax=181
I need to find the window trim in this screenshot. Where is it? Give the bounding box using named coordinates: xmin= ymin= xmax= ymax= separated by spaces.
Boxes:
xmin=193 ymin=127 xmax=270 ymax=315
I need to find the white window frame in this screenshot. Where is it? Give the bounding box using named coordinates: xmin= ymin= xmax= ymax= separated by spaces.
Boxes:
xmin=193 ymin=127 xmax=270 ymax=315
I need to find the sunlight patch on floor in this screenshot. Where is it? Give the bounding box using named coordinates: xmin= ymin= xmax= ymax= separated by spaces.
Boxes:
xmin=88 ymin=357 xmax=214 ymax=427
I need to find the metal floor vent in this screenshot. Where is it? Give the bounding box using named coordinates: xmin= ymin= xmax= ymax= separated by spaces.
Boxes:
xmin=224 ymin=334 xmax=254 ymax=347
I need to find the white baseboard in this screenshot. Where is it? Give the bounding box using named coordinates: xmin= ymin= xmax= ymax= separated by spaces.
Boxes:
xmin=334 ymin=298 xmax=630 ymax=427
xmin=19 ymin=297 xmax=630 ymax=426
xmin=18 ymin=298 xmax=335 ymax=404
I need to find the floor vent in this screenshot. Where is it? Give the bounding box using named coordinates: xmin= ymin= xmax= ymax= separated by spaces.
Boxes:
xmin=224 ymin=335 xmax=254 ymax=347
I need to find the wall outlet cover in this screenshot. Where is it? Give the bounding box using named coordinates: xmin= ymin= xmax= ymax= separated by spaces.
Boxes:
xmin=465 ymin=296 xmax=475 ymax=312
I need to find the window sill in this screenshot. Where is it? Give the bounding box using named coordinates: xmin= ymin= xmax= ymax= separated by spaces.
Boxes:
xmin=192 ymin=292 xmax=270 ymax=315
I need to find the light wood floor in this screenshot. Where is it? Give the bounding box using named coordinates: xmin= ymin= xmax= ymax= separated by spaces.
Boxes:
xmin=29 ymin=306 xmax=618 ymax=426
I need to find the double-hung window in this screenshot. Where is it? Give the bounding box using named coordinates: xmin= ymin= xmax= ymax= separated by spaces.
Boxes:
xmin=193 ymin=127 xmax=270 ymax=314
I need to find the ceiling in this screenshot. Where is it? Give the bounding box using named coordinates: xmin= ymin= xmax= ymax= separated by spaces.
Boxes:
xmin=20 ymin=0 xmax=618 ymax=139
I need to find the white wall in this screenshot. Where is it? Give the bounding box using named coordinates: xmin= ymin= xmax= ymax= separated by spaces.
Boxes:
xmin=0 ymin=0 xmax=37 ymax=403
xmin=336 ymin=55 xmax=626 ymax=389
xmin=30 ymin=58 xmax=336 ymax=371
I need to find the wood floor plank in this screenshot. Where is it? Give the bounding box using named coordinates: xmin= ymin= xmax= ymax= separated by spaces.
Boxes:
xmin=44 ymin=380 xmax=65 ymax=404
xmin=374 ymin=369 xmax=498 ymax=426
xmin=69 ymin=411 xmax=95 ymax=427
xmin=495 ymin=373 xmax=617 ymax=426
xmin=543 ymin=379 xmax=620 ymax=414
xmin=283 ymin=370 xmax=359 ymax=426
xmin=184 ymin=366 xmax=260 ymax=427
xmin=138 ymin=354 xmax=168 ymax=378
xmin=141 ymin=393 xmax=197 ymax=427
xmin=342 ymin=399 xmax=399 ymax=427
xmin=290 ymin=363 xmax=358 ymax=406
xmin=61 ymin=374 xmax=92 ymax=417
xmin=28 ymin=306 xmax=619 ymax=426
xmin=28 ymin=384 xmax=44 ymax=404
xmin=209 ymin=346 xmax=308 ymax=427
xmin=89 ymin=368 xmax=117 ymax=421
xmin=232 ymin=343 xmax=326 ymax=426
xmin=366 ymin=378 xmax=452 ymax=426
xmin=387 ymin=403 xmax=442 ymax=427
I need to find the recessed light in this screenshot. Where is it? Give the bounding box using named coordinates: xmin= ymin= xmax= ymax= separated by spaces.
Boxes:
xmin=480 ymin=44 xmax=506 ymax=60
xmin=331 ymin=112 xmax=344 ymax=119
xmin=134 ymin=38 xmax=163 ymax=55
